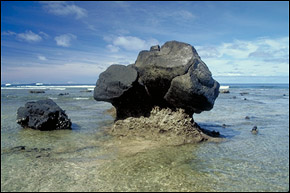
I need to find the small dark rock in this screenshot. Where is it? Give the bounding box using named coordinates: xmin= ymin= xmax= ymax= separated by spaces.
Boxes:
xmin=222 ymin=124 xmax=227 ymax=128
xmin=245 ymin=116 xmax=250 ymax=120
xmin=244 ymin=98 xmax=247 ymax=100
xmin=29 ymin=90 xmax=45 ymax=93
xmin=240 ymin=92 xmax=249 ymax=96
xmin=58 ymin=93 xmax=69 ymax=96
xmin=11 ymin=146 xmax=26 ymax=151
xmin=251 ymin=126 xmax=258 ymax=134
xmin=159 ymin=129 xmax=167 ymax=133
xmin=211 ymin=130 xmax=220 ymax=137
xmin=232 ymin=96 xmax=237 ymax=99
xmin=80 ymin=90 xmax=92 ymax=92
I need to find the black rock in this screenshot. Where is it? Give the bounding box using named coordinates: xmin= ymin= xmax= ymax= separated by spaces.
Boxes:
xmin=29 ymin=90 xmax=45 ymax=93
xmin=16 ymin=99 xmax=71 ymax=130
xmin=211 ymin=130 xmax=220 ymax=137
xmin=251 ymin=126 xmax=258 ymax=134
xmin=58 ymin=93 xmax=69 ymax=96
xmin=94 ymin=64 xmax=153 ymax=119
xmin=11 ymin=146 xmax=26 ymax=151
xmin=94 ymin=41 xmax=220 ymax=119
xmin=240 ymin=92 xmax=249 ymax=96
xmin=150 ymin=45 xmax=160 ymax=51
xmin=245 ymin=116 xmax=250 ymax=119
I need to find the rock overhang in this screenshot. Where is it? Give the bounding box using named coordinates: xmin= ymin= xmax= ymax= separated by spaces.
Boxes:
xmin=94 ymin=40 xmax=220 ymax=119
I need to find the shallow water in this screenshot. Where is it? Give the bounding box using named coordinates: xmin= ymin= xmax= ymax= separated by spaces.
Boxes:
xmin=1 ymin=84 xmax=289 ymax=191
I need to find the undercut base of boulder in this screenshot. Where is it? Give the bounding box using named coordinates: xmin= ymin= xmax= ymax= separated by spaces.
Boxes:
xmin=108 ymin=107 xmax=223 ymax=146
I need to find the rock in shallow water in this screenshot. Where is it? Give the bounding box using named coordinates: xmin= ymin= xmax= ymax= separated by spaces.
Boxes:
xmin=16 ymin=99 xmax=71 ymax=130
xmin=94 ymin=40 xmax=220 ymax=119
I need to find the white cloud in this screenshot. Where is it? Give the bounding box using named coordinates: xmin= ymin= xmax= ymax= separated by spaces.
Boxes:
xmin=176 ymin=10 xmax=196 ymax=20
xmin=2 ymin=30 xmax=50 ymax=43
xmin=40 ymin=2 xmax=87 ymax=19
xmin=2 ymin=31 xmax=16 ymax=36
xmin=107 ymin=36 xmax=159 ymax=51
xmin=106 ymin=44 xmax=120 ymax=53
xmin=54 ymin=34 xmax=76 ymax=47
xmin=39 ymin=31 xmax=49 ymax=39
xmin=16 ymin=30 xmax=42 ymax=42
xmin=196 ymin=37 xmax=289 ymax=76
xmin=38 ymin=55 xmax=47 ymax=61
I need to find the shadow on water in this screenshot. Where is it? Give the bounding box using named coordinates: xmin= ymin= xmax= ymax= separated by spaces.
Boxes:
xmin=71 ymin=123 xmax=82 ymax=131
xmin=198 ymin=122 xmax=240 ymax=139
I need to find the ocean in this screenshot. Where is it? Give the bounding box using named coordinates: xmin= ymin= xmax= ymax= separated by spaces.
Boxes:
xmin=1 ymin=83 xmax=289 ymax=191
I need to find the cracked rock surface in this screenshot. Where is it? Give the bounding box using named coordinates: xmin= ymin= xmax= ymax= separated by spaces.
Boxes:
xmin=16 ymin=99 xmax=71 ymax=130
xmin=94 ymin=40 xmax=220 ymax=120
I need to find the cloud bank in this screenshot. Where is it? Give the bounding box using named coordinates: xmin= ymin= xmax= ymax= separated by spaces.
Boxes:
xmin=40 ymin=1 xmax=88 ymax=19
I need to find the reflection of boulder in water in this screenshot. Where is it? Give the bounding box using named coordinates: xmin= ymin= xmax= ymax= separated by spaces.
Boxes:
xmin=16 ymin=99 xmax=72 ymax=131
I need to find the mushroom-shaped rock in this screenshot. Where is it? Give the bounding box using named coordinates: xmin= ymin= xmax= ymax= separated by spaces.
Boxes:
xmin=94 ymin=40 xmax=220 ymax=119
xmin=16 ymin=99 xmax=71 ymax=130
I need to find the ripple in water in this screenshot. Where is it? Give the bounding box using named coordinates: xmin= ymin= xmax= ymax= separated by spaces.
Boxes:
xmin=1 ymin=84 xmax=289 ymax=191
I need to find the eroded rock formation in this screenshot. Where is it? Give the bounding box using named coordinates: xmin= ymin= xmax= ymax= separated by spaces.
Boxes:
xmin=94 ymin=40 xmax=220 ymax=120
xmin=110 ymin=107 xmax=222 ymax=145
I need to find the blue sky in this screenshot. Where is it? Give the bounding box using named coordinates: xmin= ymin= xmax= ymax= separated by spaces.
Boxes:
xmin=1 ymin=1 xmax=289 ymax=84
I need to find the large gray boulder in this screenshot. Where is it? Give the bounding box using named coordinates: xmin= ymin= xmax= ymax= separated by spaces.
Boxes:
xmin=94 ymin=64 xmax=138 ymax=102
xmin=164 ymin=58 xmax=220 ymax=113
xmin=94 ymin=65 xmax=153 ymax=119
xmin=94 ymin=40 xmax=220 ymax=119
xmin=16 ymin=99 xmax=71 ymax=130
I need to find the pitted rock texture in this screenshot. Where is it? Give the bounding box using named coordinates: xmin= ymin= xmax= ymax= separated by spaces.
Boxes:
xmin=94 ymin=40 xmax=220 ymax=119
xmin=109 ymin=107 xmax=222 ymax=145
xmin=16 ymin=99 xmax=71 ymax=130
